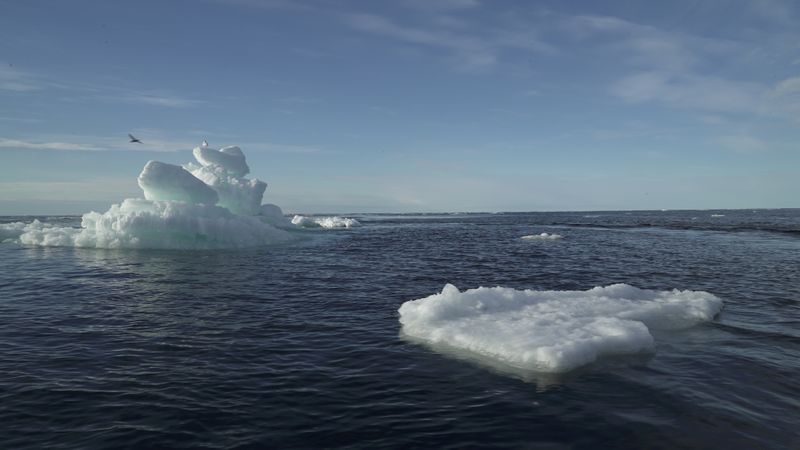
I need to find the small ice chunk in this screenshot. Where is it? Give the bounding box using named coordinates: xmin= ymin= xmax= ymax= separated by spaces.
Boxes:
xmin=399 ymin=283 xmax=723 ymax=373
xmin=138 ymin=161 xmax=219 ymax=205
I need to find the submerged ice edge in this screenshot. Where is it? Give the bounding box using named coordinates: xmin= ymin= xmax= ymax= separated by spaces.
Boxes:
xmin=0 ymin=145 xmax=359 ymax=249
xmin=398 ymin=283 xmax=723 ymax=374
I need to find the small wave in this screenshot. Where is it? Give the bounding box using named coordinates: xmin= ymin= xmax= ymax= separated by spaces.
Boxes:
xmin=291 ymin=215 xmax=361 ymax=229
xmin=521 ymin=233 xmax=563 ymax=240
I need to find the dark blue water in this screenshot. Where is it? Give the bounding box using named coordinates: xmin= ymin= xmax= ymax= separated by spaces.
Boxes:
xmin=1 ymin=210 xmax=799 ymax=449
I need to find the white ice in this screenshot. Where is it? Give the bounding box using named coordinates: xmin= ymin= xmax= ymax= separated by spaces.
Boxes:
xmin=398 ymin=283 xmax=722 ymax=373
xmin=522 ymin=232 xmax=563 ymax=240
xmin=138 ymin=161 xmax=219 ymax=205
xmin=12 ymin=199 xmax=293 ymax=249
xmin=291 ymin=215 xmax=361 ymax=229
xmin=0 ymin=144 xmax=311 ymax=249
xmin=192 ymin=145 xmax=250 ymax=177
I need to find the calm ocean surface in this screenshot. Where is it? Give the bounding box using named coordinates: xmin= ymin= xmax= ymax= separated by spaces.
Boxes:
xmin=1 ymin=209 xmax=799 ymax=449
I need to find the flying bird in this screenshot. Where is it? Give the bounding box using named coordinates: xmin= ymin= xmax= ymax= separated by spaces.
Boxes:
xmin=128 ymin=133 xmax=142 ymax=143
xmin=202 ymin=139 xmax=208 ymax=147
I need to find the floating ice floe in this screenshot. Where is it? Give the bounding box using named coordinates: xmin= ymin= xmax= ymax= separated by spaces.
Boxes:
xmin=398 ymin=283 xmax=722 ymax=373
xmin=291 ymin=215 xmax=361 ymax=229
xmin=521 ymin=232 xmax=563 ymax=240
xmin=0 ymin=144 xmax=362 ymax=249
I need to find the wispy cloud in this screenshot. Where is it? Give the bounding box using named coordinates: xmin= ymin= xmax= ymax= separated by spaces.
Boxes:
xmin=0 ymin=133 xmax=322 ymax=154
xmin=104 ymin=92 xmax=206 ymax=108
xmin=612 ymin=71 xmax=800 ymax=122
xmin=0 ymin=134 xmax=197 ymax=153
xmin=0 ymin=64 xmax=204 ymax=108
xmin=611 ymin=71 xmax=763 ymax=114
xmin=560 ymin=12 xmax=800 ymax=123
xmin=0 ymin=64 xmax=45 ymax=92
xmin=401 ymin=0 xmax=480 ymax=12
xmin=341 ymin=11 xmax=552 ymax=70
xmin=763 ymin=76 xmax=800 ymax=121
xmin=0 ymin=179 xmax=138 ymax=202
xmin=714 ymin=135 xmax=768 ymax=153
xmin=561 ymin=14 xmax=740 ymax=72
xmin=0 ymin=138 xmax=102 ymax=151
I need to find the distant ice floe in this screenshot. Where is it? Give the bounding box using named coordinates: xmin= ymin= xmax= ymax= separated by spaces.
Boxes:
xmin=399 ymin=283 xmax=722 ymax=373
xmin=291 ymin=215 xmax=361 ymax=229
xmin=0 ymin=145 xmax=358 ymax=249
xmin=521 ymin=232 xmax=563 ymax=240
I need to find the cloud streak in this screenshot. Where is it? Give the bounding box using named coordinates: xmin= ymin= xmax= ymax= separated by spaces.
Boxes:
xmin=341 ymin=11 xmax=553 ymax=70
xmin=0 ymin=134 xmax=322 ymax=154
xmin=0 ymin=64 xmax=204 ymax=108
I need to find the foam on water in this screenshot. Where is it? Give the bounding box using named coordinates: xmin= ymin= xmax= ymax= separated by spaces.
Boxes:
xmin=398 ymin=283 xmax=722 ymax=373
xmin=292 ymin=215 xmax=361 ymax=229
xmin=522 ymin=232 xmax=563 ymax=240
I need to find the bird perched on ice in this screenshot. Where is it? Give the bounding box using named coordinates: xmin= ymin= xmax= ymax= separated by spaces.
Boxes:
xmin=128 ymin=133 xmax=142 ymax=143
xmin=202 ymin=139 xmax=208 ymax=147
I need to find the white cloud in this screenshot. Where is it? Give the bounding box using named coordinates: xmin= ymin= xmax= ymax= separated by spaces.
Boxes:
xmin=612 ymin=71 xmax=800 ymax=122
xmin=0 ymin=179 xmax=137 ymax=202
xmin=763 ymin=76 xmax=800 ymax=120
xmin=0 ymin=64 xmax=204 ymax=108
xmin=714 ymin=135 xmax=768 ymax=153
xmin=0 ymin=134 xmax=322 ymax=154
xmin=108 ymin=92 xmax=206 ymax=108
xmin=0 ymin=138 xmax=101 ymax=151
xmin=402 ymin=0 xmax=480 ymax=11
xmin=611 ymin=71 xmax=763 ymax=114
xmin=562 ymin=14 xmax=739 ymax=71
xmin=341 ymin=11 xmax=552 ymax=70
xmin=0 ymin=65 xmax=43 ymax=92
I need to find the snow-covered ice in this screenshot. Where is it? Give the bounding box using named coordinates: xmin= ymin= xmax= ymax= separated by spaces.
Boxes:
xmin=398 ymin=283 xmax=722 ymax=373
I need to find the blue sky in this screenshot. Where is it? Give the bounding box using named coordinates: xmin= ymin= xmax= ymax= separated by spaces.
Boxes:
xmin=1 ymin=0 xmax=798 ymax=214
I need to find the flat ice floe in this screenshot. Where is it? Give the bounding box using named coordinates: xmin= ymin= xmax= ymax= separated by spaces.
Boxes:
xmin=399 ymin=284 xmax=722 ymax=373
xmin=521 ymin=232 xmax=563 ymax=240
xmin=291 ymin=215 xmax=361 ymax=229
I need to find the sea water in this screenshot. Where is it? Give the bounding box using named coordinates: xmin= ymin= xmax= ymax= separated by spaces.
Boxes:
xmin=1 ymin=209 xmax=798 ymax=448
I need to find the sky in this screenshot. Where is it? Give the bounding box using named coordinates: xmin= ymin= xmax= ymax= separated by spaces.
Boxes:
xmin=1 ymin=0 xmax=798 ymax=214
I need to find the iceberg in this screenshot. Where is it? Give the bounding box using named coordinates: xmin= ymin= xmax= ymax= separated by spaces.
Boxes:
xmin=399 ymin=283 xmax=723 ymax=373
xmin=0 ymin=144 xmax=304 ymax=249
